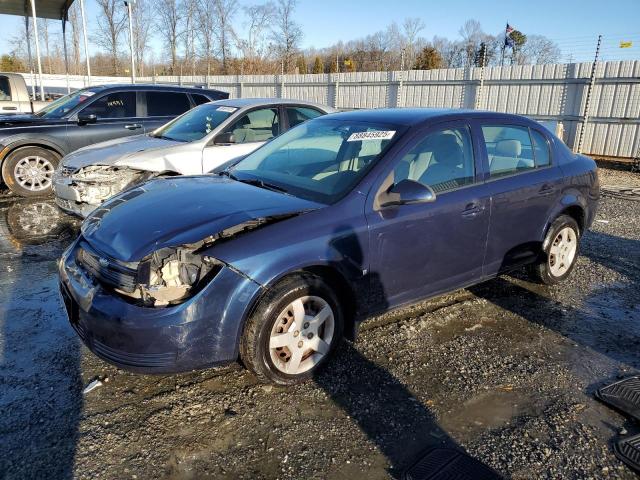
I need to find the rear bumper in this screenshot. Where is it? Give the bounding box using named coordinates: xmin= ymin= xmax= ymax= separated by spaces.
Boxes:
xmin=59 ymin=239 xmax=263 ymax=373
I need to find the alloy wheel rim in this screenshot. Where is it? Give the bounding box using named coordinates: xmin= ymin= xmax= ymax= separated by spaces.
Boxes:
xmin=14 ymin=156 xmax=55 ymax=191
xmin=269 ymin=295 xmax=335 ymax=375
xmin=548 ymin=227 xmax=577 ymax=277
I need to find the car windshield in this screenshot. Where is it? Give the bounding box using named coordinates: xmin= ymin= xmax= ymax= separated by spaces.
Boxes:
xmin=229 ymin=119 xmax=404 ymax=204
xmin=152 ymin=104 xmax=236 ymax=142
xmin=36 ymin=87 xmax=104 ymax=119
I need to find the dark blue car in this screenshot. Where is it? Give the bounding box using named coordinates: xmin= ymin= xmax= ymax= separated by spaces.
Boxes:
xmin=59 ymin=108 xmax=599 ymax=384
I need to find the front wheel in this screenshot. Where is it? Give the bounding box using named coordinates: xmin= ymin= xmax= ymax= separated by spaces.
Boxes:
xmin=1 ymin=146 xmax=60 ymax=197
xmin=532 ymin=215 xmax=580 ymax=285
xmin=240 ymin=274 xmax=343 ymax=385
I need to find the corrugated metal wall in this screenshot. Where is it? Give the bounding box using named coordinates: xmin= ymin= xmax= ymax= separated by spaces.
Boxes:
xmin=26 ymin=60 xmax=640 ymax=158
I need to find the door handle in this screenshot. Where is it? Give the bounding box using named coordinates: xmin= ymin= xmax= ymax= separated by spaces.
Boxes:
xmin=125 ymin=123 xmax=142 ymax=130
xmin=537 ymin=184 xmax=556 ymax=196
xmin=461 ymin=202 xmax=484 ymax=218
xmin=2 ymin=106 xmax=17 ymax=110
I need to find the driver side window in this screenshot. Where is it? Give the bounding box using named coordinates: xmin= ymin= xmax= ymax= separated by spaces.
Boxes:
xmin=80 ymin=91 xmax=136 ymax=119
xmin=393 ymin=126 xmax=475 ymax=193
xmin=224 ymin=107 xmax=280 ymax=144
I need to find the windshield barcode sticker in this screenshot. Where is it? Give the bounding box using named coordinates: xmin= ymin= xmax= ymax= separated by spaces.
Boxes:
xmin=347 ymin=130 xmax=395 ymax=142
xmin=217 ymin=106 xmax=237 ymax=113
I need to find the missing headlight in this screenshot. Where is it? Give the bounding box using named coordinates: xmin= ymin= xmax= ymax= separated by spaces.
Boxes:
xmin=133 ymin=247 xmax=222 ymax=307
xmin=70 ymin=166 xmax=151 ymax=205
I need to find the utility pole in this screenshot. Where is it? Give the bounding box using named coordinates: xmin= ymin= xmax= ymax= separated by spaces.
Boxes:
xmin=61 ymin=9 xmax=71 ymax=94
xmin=24 ymin=15 xmax=36 ymax=99
xmin=125 ymin=0 xmax=136 ymax=83
xmin=79 ymin=0 xmax=91 ymax=86
xmin=78 ymin=0 xmax=91 ymax=86
xmin=576 ymin=34 xmax=602 ymax=154
xmin=28 ymin=0 xmax=44 ymax=101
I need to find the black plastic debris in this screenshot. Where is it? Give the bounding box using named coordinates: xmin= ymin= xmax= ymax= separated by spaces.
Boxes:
xmin=615 ymin=434 xmax=640 ymax=473
xmin=403 ymin=447 xmax=502 ymax=480
xmin=596 ymin=376 xmax=640 ymax=421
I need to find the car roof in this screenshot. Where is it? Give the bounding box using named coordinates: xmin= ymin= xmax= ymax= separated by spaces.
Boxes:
xmin=209 ymin=97 xmax=335 ymax=112
xmin=318 ymin=108 xmax=539 ymax=127
xmin=90 ymin=84 xmax=226 ymax=95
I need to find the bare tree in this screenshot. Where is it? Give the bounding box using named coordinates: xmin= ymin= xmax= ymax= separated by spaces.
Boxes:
xmin=68 ymin=5 xmax=82 ymax=75
xmin=236 ymin=2 xmax=275 ymax=73
xmin=131 ymin=0 xmax=154 ymax=76
xmin=38 ymin=19 xmax=54 ymax=74
xmin=196 ymin=0 xmax=217 ymax=78
xmin=270 ymin=0 xmax=302 ymax=72
xmin=155 ymin=0 xmax=181 ymax=74
xmin=520 ymin=35 xmax=560 ymax=65
xmin=458 ymin=19 xmax=483 ymax=67
xmin=403 ymin=17 xmax=425 ymax=68
xmin=179 ymin=0 xmax=198 ymax=75
xmin=94 ymin=0 xmax=127 ymax=75
xmin=213 ymin=0 xmax=238 ymax=74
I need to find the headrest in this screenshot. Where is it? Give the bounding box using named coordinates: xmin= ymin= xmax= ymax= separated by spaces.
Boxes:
xmin=429 ymin=133 xmax=463 ymax=166
xmin=495 ymin=139 xmax=521 ymax=158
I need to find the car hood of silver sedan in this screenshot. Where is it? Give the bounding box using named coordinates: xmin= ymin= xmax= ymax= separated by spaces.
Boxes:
xmin=61 ymin=135 xmax=185 ymax=170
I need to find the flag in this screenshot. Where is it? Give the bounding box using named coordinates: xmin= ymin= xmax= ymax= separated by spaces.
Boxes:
xmin=505 ymin=23 xmax=515 ymax=48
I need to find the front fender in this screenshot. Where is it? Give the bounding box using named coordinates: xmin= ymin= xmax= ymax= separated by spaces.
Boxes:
xmin=0 ymin=134 xmax=68 ymax=161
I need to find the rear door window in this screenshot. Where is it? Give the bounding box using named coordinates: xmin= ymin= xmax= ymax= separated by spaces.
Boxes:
xmin=286 ymin=106 xmax=324 ymax=128
xmin=481 ymin=125 xmax=536 ymax=178
xmin=80 ymin=91 xmax=136 ymax=118
xmin=531 ymin=129 xmax=551 ymax=167
xmin=191 ymin=93 xmax=211 ymax=106
xmin=145 ymin=91 xmax=191 ymax=116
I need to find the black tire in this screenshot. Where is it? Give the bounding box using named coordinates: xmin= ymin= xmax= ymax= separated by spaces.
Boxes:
xmin=240 ymin=273 xmax=344 ymax=385
xmin=1 ymin=146 xmax=60 ymax=197
xmin=531 ymin=214 xmax=580 ymax=285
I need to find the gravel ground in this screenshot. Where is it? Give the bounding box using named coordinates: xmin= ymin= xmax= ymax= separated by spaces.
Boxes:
xmin=0 ymin=166 xmax=639 ymax=479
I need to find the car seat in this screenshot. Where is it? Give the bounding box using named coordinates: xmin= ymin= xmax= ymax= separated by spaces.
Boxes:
xmin=417 ymin=134 xmax=465 ymax=191
xmin=489 ymin=139 xmax=534 ymax=172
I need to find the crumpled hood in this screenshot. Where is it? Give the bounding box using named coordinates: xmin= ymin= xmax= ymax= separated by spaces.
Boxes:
xmin=62 ymin=135 xmax=182 ymax=170
xmin=82 ymin=175 xmax=322 ymax=262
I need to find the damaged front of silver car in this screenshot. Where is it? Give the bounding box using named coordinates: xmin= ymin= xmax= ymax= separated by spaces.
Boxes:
xmin=53 ymin=164 xmax=155 ymax=217
xmin=58 ymin=175 xmax=323 ymax=373
xmin=52 ymin=133 xmax=194 ymax=217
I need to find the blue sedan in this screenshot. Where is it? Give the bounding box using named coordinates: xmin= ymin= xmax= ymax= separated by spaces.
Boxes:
xmin=59 ymin=108 xmax=599 ymax=384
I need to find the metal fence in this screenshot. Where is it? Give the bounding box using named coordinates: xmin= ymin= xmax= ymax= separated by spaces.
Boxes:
xmin=23 ymin=59 xmax=640 ymax=159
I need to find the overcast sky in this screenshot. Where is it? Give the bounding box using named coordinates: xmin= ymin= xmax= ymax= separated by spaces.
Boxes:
xmin=0 ymin=0 xmax=638 ymax=62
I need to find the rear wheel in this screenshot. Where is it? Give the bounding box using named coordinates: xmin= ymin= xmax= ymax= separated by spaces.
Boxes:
xmin=240 ymin=274 xmax=343 ymax=385
xmin=1 ymin=146 xmax=60 ymax=197
xmin=532 ymin=215 xmax=580 ymax=285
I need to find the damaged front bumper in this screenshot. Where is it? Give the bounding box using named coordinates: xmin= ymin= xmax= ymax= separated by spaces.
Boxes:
xmin=53 ymin=166 xmax=149 ymax=218
xmin=59 ymin=238 xmax=264 ymax=373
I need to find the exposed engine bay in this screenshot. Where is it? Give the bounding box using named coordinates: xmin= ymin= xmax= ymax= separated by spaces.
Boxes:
xmin=64 ymin=165 xmax=155 ymax=206
xmin=81 ymin=213 xmax=301 ymax=307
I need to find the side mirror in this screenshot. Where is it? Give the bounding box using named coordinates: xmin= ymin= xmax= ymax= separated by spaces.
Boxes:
xmin=380 ymin=179 xmax=436 ymax=208
xmin=213 ymin=132 xmax=235 ymax=145
xmin=77 ymin=113 xmax=97 ymax=125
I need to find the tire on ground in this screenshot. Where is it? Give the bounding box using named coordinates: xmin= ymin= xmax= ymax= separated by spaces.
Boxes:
xmin=240 ymin=273 xmax=344 ymax=385
xmin=531 ymin=214 xmax=581 ymax=285
xmin=1 ymin=146 xmax=60 ymax=197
